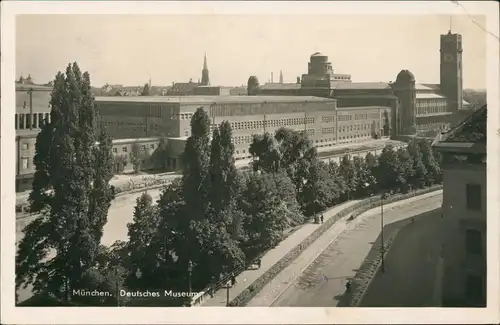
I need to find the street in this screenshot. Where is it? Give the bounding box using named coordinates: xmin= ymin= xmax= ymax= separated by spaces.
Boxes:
xmin=271 ymin=193 xmax=442 ymax=307
xmin=359 ymin=208 xmax=443 ymax=307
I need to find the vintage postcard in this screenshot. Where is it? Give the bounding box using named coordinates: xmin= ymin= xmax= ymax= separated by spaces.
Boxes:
xmin=1 ymin=1 xmax=499 ymax=324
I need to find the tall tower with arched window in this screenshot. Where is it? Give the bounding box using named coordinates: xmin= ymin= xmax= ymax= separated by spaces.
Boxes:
xmin=440 ymin=30 xmax=463 ymax=113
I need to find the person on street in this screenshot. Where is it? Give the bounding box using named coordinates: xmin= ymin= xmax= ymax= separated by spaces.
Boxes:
xmin=320 ymin=214 xmax=324 ymax=224
xmin=230 ymin=273 xmax=236 ymax=286
xmin=345 ymin=280 xmax=351 ymax=293
xmin=257 ymin=258 xmax=261 ymax=269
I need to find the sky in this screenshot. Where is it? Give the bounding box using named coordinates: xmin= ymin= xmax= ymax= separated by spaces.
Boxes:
xmin=16 ymin=14 xmax=487 ymax=89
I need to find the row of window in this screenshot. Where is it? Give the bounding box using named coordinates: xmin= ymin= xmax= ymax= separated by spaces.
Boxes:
xmin=113 ymin=143 xmax=157 ymax=154
xmin=208 ymin=102 xmax=335 ymax=117
xmin=99 ymin=103 xmax=163 ymax=118
xmin=100 ymin=121 xmax=161 ymax=131
xmin=338 ymin=112 xmax=380 ymax=122
xmin=321 ymin=115 xmax=335 ymax=123
xmin=15 ymin=112 xmax=50 ymax=130
xmin=416 ymin=105 xmax=447 ymax=115
xmin=175 ymin=113 xmax=194 ymax=120
xmin=209 ymin=117 xmax=317 ymax=132
xmin=417 ymin=99 xmax=446 ymax=107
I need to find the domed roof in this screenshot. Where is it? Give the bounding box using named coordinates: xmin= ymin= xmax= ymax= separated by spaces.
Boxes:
xmin=396 ymin=69 xmax=415 ymax=82
xmin=311 ymin=52 xmax=327 ymax=58
xmin=248 ymin=75 xmax=259 ymax=83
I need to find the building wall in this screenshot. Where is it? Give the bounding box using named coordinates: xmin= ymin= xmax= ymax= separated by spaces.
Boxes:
xmin=193 ymin=87 xmax=231 ymax=96
xmin=97 ymin=101 xmax=181 ymax=139
xmin=440 ymin=163 xmax=486 ymax=306
xmin=416 ymin=98 xmax=447 ymax=116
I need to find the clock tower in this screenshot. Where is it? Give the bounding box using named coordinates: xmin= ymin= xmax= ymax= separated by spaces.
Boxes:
xmin=440 ymin=30 xmax=463 ymax=113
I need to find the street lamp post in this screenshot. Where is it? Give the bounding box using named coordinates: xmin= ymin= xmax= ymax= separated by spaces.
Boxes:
xmin=187 ymin=260 xmax=193 ymax=294
xmin=226 ymin=280 xmax=231 ymax=306
xmin=380 ymin=193 xmax=387 ymax=273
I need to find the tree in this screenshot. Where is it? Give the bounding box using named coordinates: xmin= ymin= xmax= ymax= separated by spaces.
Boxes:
xmin=326 ymin=161 xmax=346 ymax=203
xmin=383 ymin=110 xmax=390 ymax=137
xmin=238 ymin=173 xmax=289 ymax=257
xmin=17 ymin=63 xmax=114 ymax=302
xmin=152 ymin=135 xmax=169 ymax=170
xmin=376 ymin=145 xmax=400 ymax=192
xmin=249 ymin=132 xmax=280 ymax=173
xmin=247 ymin=76 xmax=260 ymax=96
xmin=417 ymin=139 xmax=441 ymax=185
xmin=130 ymin=143 xmax=141 ymax=173
xmin=181 ymin=107 xmax=212 ymax=221
xmin=299 ymin=160 xmax=335 ymax=217
xmin=127 ymin=193 xmax=160 ymax=287
xmin=406 ymin=139 xmax=428 ymax=189
xmin=209 ymin=121 xmax=238 ymax=222
xmin=353 ymin=156 xmax=376 ymax=197
xmin=339 ymin=154 xmax=358 ymax=199
xmin=396 ymin=147 xmax=414 ymax=193
xmin=141 ymin=83 xmax=150 ymax=96
xmin=112 ymin=155 xmax=128 ymax=174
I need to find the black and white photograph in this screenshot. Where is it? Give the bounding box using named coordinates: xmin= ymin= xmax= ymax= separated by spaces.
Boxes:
xmin=1 ymin=1 xmax=498 ymax=324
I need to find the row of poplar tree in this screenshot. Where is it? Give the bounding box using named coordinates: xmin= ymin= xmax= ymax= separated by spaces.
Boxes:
xmin=16 ymin=64 xmax=443 ymax=306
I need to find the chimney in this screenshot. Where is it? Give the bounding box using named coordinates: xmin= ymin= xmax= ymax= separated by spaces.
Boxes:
xmin=297 ymin=76 xmax=301 ymax=84
xmin=271 ymin=72 xmax=274 ymax=84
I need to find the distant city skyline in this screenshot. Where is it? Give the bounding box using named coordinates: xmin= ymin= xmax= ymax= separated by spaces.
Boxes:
xmin=17 ymin=14 xmax=487 ymax=89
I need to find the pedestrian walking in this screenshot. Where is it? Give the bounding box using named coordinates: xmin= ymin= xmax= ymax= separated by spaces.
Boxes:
xmin=257 ymin=258 xmax=261 ymax=269
xmin=230 ymin=272 xmax=236 ymax=286
xmin=345 ymin=280 xmax=351 ymax=293
xmin=320 ymin=214 xmax=324 ymax=224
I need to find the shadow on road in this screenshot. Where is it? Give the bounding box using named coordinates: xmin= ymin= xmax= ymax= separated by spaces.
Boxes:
xmin=337 ymin=208 xmax=441 ymax=307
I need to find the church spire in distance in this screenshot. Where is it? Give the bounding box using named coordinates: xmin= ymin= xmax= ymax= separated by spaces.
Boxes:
xmin=201 ymin=53 xmax=210 ymax=86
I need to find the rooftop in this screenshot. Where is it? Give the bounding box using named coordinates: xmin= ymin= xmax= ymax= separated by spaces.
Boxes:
xmin=311 ymin=52 xmax=326 ymax=57
xmin=95 ymin=95 xmax=336 ymax=105
xmin=333 ymin=82 xmax=391 ymax=90
xmin=15 ymin=84 xmax=52 ymax=92
xmin=433 ymin=105 xmax=486 ymax=149
xmin=416 ymin=83 xmax=440 ymax=91
xmin=337 ymin=106 xmax=391 ymax=111
xmin=416 ymin=93 xmax=446 ymax=99
xmin=260 ymin=83 xmax=302 ymax=90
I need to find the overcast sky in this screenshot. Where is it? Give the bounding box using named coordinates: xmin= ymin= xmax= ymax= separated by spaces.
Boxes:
xmin=16 ymin=14 xmax=487 ymax=89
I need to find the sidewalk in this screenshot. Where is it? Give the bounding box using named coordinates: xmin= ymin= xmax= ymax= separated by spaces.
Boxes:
xmin=247 ymin=214 xmax=352 ymax=306
xmin=250 ymin=190 xmax=443 ymax=307
xmin=200 ymin=199 xmax=363 ymax=306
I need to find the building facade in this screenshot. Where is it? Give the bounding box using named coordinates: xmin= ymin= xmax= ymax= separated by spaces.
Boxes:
xmin=15 ymin=84 xmax=53 ymax=191
xmin=432 ymin=105 xmax=487 ymax=307
xmin=252 ymin=29 xmax=473 ymax=138
xmin=95 ymin=95 xmax=391 ymax=168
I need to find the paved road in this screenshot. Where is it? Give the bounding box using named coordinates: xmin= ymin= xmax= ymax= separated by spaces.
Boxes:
xmin=271 ymin=193 xmax=442 ymax=307
xmin=359 ymin=208 xmax=443 ymax=307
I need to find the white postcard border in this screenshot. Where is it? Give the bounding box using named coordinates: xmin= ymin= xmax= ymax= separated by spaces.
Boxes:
xmin=1 ymin=1 xmax=498 ymax=324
